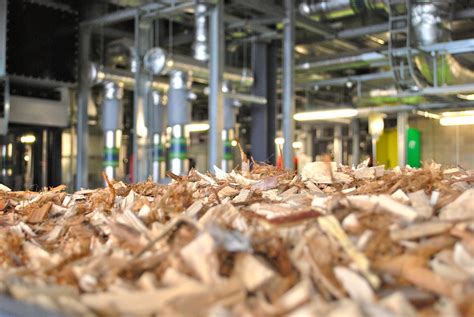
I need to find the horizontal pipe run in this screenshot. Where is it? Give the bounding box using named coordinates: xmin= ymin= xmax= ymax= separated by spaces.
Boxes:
xmin=81 ymin=3 xmax=163 ymax=27
xmin=91 ymin=63 xmax=261 ymax=102
xmin=225 ymin=92 xmax=266 ymax=105
xmin=143 ymin=47 xmax=254 ymax=87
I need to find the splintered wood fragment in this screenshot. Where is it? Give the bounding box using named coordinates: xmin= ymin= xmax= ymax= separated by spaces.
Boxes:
xmin=408 ymin=190 xmax=433 ymax=218
xmin=375 ymin=255 xmax=454 ymax=298
xmin=439 ymin=189 xmax=474 ymax=220
xmin=242 ymin=208 xmax=321 ymax=226
xmin=333 ymin=266 xmax=375 ymax=302
xmin=180 ymin=232 xmax=221 ymax=284
xmin=234 ymin=254 xmax=275 ymax=291
xmin=185 ymin=200 xmax=203 ymax=218
xmin=354 ymin=167 xmax=375 ymax=180
xmin=251 ymin=176 xmax=278 ymax=191
xmin=232 ymin=189 xmax=252 ymax=203
xmin=27 ymin=201 xmax=52 ymax=223
xmin=218 ymin=186 xmax=239 ymax=198
xmin=318 ymin=215 xmax=380 ymax=288
xmin=348 ymin=195 xmax=418 ymax=221
xmin=390 ymin=221 xmax=453 ymax=241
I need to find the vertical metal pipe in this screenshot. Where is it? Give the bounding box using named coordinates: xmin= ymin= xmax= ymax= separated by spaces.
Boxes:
xmin=132 ymin=13 xmax=152 ymax=182
xmin=333 ymin=125 xmax=343 ymax=164
xmin=222 ymin=81 xmax=235 ymax=172
xmin=168 ymin=70 xmax=191 ymax=176
xmin=283 ymin=0 xmax=295 ymax=169
xmin=194 ymin=3 xmax=209 ymax=61
xmin=150 ymin=90 xmax=166 ymax=181
xmin=251 ymin=42 xmax=269 ymax=162
xmin=0 ymin=0 xmax=6 ymax=77
xmin=102 ymin=82 xmax=124 ymax=181
xmin=351 ymin=119 xmax=360 ymax=167
xmin=397 ymin=112 xmax=408 ymax=167
xmin=267 ymin=40 xmax=278 ymax=165
xmin=76 ymin=26 xmax=91 ymax=190
xmin=372 ymin=138 xmax=377 ymax=165
xmin=208 ymin=1 xmax=225 ymax=170
xmin=41 ymin=130 xmax=48 ymax=188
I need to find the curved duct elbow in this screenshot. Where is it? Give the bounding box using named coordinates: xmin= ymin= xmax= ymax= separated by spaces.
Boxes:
xmin=411 ymin=1 xmax=474 ymax=85
xmin=193 ymin=3 xmax=209 ymax=62
xmin=106 ymin=39 xmax=138 ymax=73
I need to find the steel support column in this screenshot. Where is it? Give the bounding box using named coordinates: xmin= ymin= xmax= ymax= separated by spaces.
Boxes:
xmin=250 ymin=42 xmax=268 ymax=162
xmin=0 ymin=0 xmax=6 ymax=77
xmin=282 ymin=0 xmax=295 ymax=169
xmin=333 ymin=125 xmax=343 ymax=164
xmin=250 ymin=41 xmax=277 ymax=164
xmin=208 ymin=0 xmax=224 ymax=170
xmin=76 ymin=26 xmax=91 ymax=190
xmin=132 ymin=12 xmax=153 ymax=182
xmin=351 ymin=119 xmax=360 ymax=166
xmin=397 ymin=112 xmax=408 ymax=167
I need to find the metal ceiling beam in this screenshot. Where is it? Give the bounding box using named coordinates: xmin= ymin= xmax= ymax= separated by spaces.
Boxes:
xmin=224 ymin=14 xmax=275 ymax=34
xmin=298 ymin=71 xmax=394 ymax=89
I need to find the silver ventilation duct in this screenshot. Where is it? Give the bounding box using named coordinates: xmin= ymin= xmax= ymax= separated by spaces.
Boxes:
xmin=193 ymin=3 xmax=209 ymax=62
xmin=299 ymin=0 xmax=474 ymax=88
xmin=299 ymin=0 xmax=385 ymax=18
xmin=411 ymin=1 xmax=474 ymax=86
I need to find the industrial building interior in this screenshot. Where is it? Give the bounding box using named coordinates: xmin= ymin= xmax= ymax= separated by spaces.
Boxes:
xmin=0 ymin=0 xmax=474 ymax=191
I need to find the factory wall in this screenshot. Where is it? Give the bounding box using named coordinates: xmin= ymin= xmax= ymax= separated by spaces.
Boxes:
xmin=410 ymin=117 xmax=474 ymax=169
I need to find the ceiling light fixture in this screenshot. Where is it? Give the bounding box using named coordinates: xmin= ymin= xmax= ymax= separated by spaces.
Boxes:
xmin=293 ymin=108 xmax=358 ymax=121
xmin=185 ymin=122 xmax=210 ymax=133
xmin=20 ymin=134 xmax=36 ymax=144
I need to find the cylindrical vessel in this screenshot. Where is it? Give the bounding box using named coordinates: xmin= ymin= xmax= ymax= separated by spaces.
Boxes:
xmin=102 ymin=81 xmax=124 ymax=182
xmin=169 ymin=124 xmax=189 ymax=176
xmin=149 ymin=90 xmax=167 ymax=182
xmin=168 ymin=71 xmax=191 ymax=176
xmin=152 ymin=132 xmax=166 ymax=182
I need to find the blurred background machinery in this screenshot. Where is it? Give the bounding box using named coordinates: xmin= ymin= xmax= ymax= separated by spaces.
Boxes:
xmin=0 ymin=0 xmax=474 ymax=191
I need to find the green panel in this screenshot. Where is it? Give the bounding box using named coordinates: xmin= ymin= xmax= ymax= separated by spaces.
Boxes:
xmin=407 ymin=128 xmax=421 ymax=168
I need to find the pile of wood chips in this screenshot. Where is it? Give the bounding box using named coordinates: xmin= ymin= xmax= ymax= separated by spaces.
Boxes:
xmin=0 ymin=157 xmax=473 ymax=316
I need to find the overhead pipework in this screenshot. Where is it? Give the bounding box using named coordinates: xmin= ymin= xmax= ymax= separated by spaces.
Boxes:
xmin=410 ymin=0 xmax=474 ymax=86
xmin=168 ymin=70 xmax=192 ymax=176
xmin=299 ymin=0 xmax=474 ymax=89
xmin=193 ymin=3 xmax=209 ymax=62
xmin=143 ymin=47 xmax=254 ymax=87
xmin=89 ymin=63 xmax=170 ymax=92
xmin=299 ymin=0 xmax=385 ymax=19
xmin=101 ymin=81 xmax=124 ymax=182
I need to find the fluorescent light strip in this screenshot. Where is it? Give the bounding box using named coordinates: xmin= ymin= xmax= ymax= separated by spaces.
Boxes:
xmin=186 ymin=123 xmax=210 ymax=133
xmin=293 ymin=108 xmax=358 ymax=121
xmin=440 ymin=116 xmax=474 ymax=126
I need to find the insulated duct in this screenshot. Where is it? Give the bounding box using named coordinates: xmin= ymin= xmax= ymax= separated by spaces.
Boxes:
xmin=411 ymin=1 xmax=474 ymax=86
xmin=299 ymin=0 xmax=385 ymax=19
xmin=300 ymin=0 xmax=474 ymax=87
